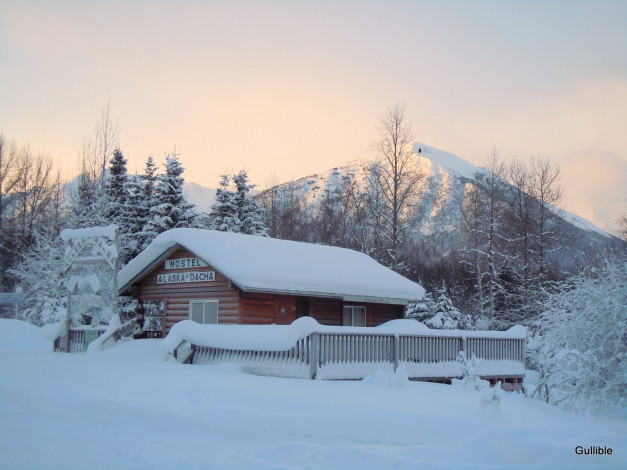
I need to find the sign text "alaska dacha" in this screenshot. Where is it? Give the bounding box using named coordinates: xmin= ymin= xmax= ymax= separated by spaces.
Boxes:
xmin=157 ymin=271 xmax=215 ymax=284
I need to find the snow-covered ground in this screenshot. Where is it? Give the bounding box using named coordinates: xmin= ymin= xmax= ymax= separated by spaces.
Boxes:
xmin=0 ymin=319 xmax=624 ymax=470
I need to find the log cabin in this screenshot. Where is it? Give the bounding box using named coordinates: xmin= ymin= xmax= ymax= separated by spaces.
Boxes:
xmin=118 ymin=229 xmax=424 ymax=336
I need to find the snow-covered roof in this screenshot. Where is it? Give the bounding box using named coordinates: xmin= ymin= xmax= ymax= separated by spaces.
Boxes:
xmin=118 ymin=229 xmax=424 ymax=304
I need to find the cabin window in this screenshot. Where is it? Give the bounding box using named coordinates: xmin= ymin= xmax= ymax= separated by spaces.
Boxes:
xmin=343 ymin=306 xmax=366 ymax=327
xmin=189 ymin=300 xmax=219 ymax=324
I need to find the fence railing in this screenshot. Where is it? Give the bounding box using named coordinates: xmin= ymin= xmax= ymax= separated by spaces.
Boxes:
xmin=182 ymin=328 xmax=526 ymax=385
xmin=54 ymin=326 xmax=107 ymax=353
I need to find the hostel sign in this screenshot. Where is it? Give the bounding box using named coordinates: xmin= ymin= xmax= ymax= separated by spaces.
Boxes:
xmin=157 ymin=271 xmax=215 ymax=284
xmin=164 ymin=257 xmax=208 ymax=270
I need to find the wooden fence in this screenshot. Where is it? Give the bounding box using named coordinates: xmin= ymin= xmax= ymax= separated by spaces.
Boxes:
xmin=54 ymin=328 xmax=163 ymax=352
xmin=54 ymin=327 xmax=107 ymax=353
xmin=184 ymin=329 xmax=526 ymax=389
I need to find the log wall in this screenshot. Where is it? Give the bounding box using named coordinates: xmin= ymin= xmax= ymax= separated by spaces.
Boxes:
xmin=130 ymin=248 xmax=406 ymax=332
xmin=135 ymin=248 xmax=240 ymax=333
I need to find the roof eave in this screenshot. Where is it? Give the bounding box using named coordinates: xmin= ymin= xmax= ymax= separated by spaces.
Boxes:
xmin=241 ymin=286 xmax=415 ymax=306
xmin=118 ymin=244 xmax=183 ymax=294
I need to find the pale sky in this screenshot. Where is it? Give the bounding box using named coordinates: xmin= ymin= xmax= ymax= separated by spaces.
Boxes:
xmin=1 ymin=0 xmax=625 ymax=232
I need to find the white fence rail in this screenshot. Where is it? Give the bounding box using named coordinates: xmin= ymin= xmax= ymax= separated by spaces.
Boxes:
xmin=184 ymin=328 xmax=526 ymax=386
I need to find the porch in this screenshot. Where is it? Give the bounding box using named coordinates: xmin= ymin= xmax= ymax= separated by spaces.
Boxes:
xmin=166 ymin=318 xmax=526 ymax=390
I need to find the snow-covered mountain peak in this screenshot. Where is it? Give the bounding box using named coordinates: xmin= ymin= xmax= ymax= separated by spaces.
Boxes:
xmin=413 ymin=143 xmax=479 ymax=179
xmin=183 ymin=182 xmax=216 ymax=214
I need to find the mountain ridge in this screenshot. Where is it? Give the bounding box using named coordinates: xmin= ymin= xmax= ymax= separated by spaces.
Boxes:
xmin=187 ymin=143 xmax=612 ymax=240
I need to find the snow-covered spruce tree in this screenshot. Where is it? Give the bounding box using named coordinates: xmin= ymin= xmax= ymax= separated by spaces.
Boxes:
xmin=103 ymin=149 xmax=128 ymax=221
xmin=122 ymin=174 xmax=145 ymax=263
xmin=494 ymin=261 xmax=526 ymax=324
xmin=69 ymin=171 xmax=108 ymax=229
xmin=142 ymin=153 xmax=200 ymax=240
xmin=530 ymin=257 xmax=626 ymax=413
xmin=9 ymin=231 xmax=66 ymax=326
xmin=405 ymin=291 xmax=437 ymax=323
xmin=233 ymin=170 xmax=268 ymax=236
xmin=406 ymin=284 xmax=470 ymax=330
xmin=429 ymin=283 xmax=469 ymax=329
xmin=130 ymin=156 xmax=159 ymax=258
xmin=208 ymin=173 xmax=240 ymax=232
xmin=102 ymin=148 xmax=138 ymax=265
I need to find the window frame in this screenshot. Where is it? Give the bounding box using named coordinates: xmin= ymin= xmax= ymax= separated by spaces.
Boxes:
xmin=343 ymin=305 xmax=366 ymax=327
xmin=189 ymin=299 xmax=219 ymax=324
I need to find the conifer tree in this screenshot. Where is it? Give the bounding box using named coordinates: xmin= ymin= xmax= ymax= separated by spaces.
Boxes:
xmin=123 ymin=174 xmax=145 ymax=263
xmin=233 ymin=170 xmax=268 ymax=236
xmin=132 ymin=156 xmax=159 ymax=256
xmin=405 ymin=291 xmax=437 ymax=322
xmin=142 ymin=153 xmax=200 ymax=241
xmin=9 ymin=231 xmax=66 ymax=326
xmin=103 ymin=148 xmax=128 ymax=222
xmin=209 ymin=173 xmax=240 ymax=232
xmin=407 ymin=284 xmax=468 ymax=329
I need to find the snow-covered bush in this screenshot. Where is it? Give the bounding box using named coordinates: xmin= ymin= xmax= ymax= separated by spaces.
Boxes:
xmin=9 ymin=233 xmax=66 ymax=326
xmin=529 ymin=258 xmax=626 ymax=414
xmin=453 ymin=351 xmax=489 ymax=391
xmin=406 ymin=284 xmax=471 ymax=330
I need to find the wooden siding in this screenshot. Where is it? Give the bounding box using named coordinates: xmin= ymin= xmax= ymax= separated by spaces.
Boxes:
xmin=134 ymin=248 xmax=240 ymax=332
xmin=239 ymin=292 xmax=296 ymax=325
xmin=309 ymin=298 xmax=404 ymax=327
xmin=309 ymin=297 xmax=343 ymax=326
xmin=370 ymin=303 xmax=404 ymax=326
xmin=129 ymin=248 xmax=406 ymax=332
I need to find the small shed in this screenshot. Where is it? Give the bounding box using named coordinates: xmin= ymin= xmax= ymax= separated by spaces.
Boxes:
xmin=118 ymin=229 xmax=424 ymax=335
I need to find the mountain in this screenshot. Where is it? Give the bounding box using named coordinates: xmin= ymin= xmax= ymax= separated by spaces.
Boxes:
xmin=254 ymin=143 xmax=621 ymax=276
xmin=183 ymin=182 xmax=216 ymax=214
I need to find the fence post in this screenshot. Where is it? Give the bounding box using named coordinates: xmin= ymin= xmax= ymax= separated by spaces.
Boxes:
xmin=393 ymin=334 xmax=399 ymax=372
xmin=309 ymin=333 xmax=320 ymax=380
xmin=461 ymin=336 xmax=467 ymax=359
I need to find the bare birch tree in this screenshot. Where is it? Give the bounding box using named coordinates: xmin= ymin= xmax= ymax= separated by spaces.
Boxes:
xmin=529 ymin=155 xmax=563 ymax=285
xmin=461 ymin=150 xmax=508 ymax=319
xmin=364 ymin=103 xmax=424 ymax=271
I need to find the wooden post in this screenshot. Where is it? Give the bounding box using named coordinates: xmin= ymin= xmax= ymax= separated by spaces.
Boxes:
xmin=309 ymin=333 xmax=320 ymax=380
xmin=393 ymin=334 xmax=399 ymax=372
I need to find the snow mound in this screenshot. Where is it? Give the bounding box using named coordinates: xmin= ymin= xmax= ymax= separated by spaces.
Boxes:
xmin=163 ymin=316 xmax=320 ymax=354
xmin=41 ymin=320 xmax=67 ymax=341
xmin=0 ymin=318 xmax=52 ymax=353
xmin=60 ymin=224 xmax=118 ymax=241
xmin=375 ymin=318 xmax=429 ymax=332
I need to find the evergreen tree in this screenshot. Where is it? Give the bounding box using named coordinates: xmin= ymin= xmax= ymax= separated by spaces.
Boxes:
xmin=494 ymin=261 xmax=524 ymax=324
xmin=101 ymin=149 xmax=136 ymax=264
xmin=142 ymin=153 xmax=199 ymax=240
xmin=103 ymin=149 xmax=128 ymax=222
xmin=123 ymin=174 xmax=145 ymax=263
xmin=233 ymin=170 xmax=268 ymax=236
xmin=409 ymin=283 xmax=469 ymax=330
xmin=133 ymin=156 xmax=159 ymax=256
xmin=70 ymin=172 xmax=107 ymax=229
xmin=405 ymin=291 xmax=437 ymax=322
xmin=209 ymin=173 xmax=240 ymax=232
xmin=9 ymin=231 xmax=66 ymax=326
